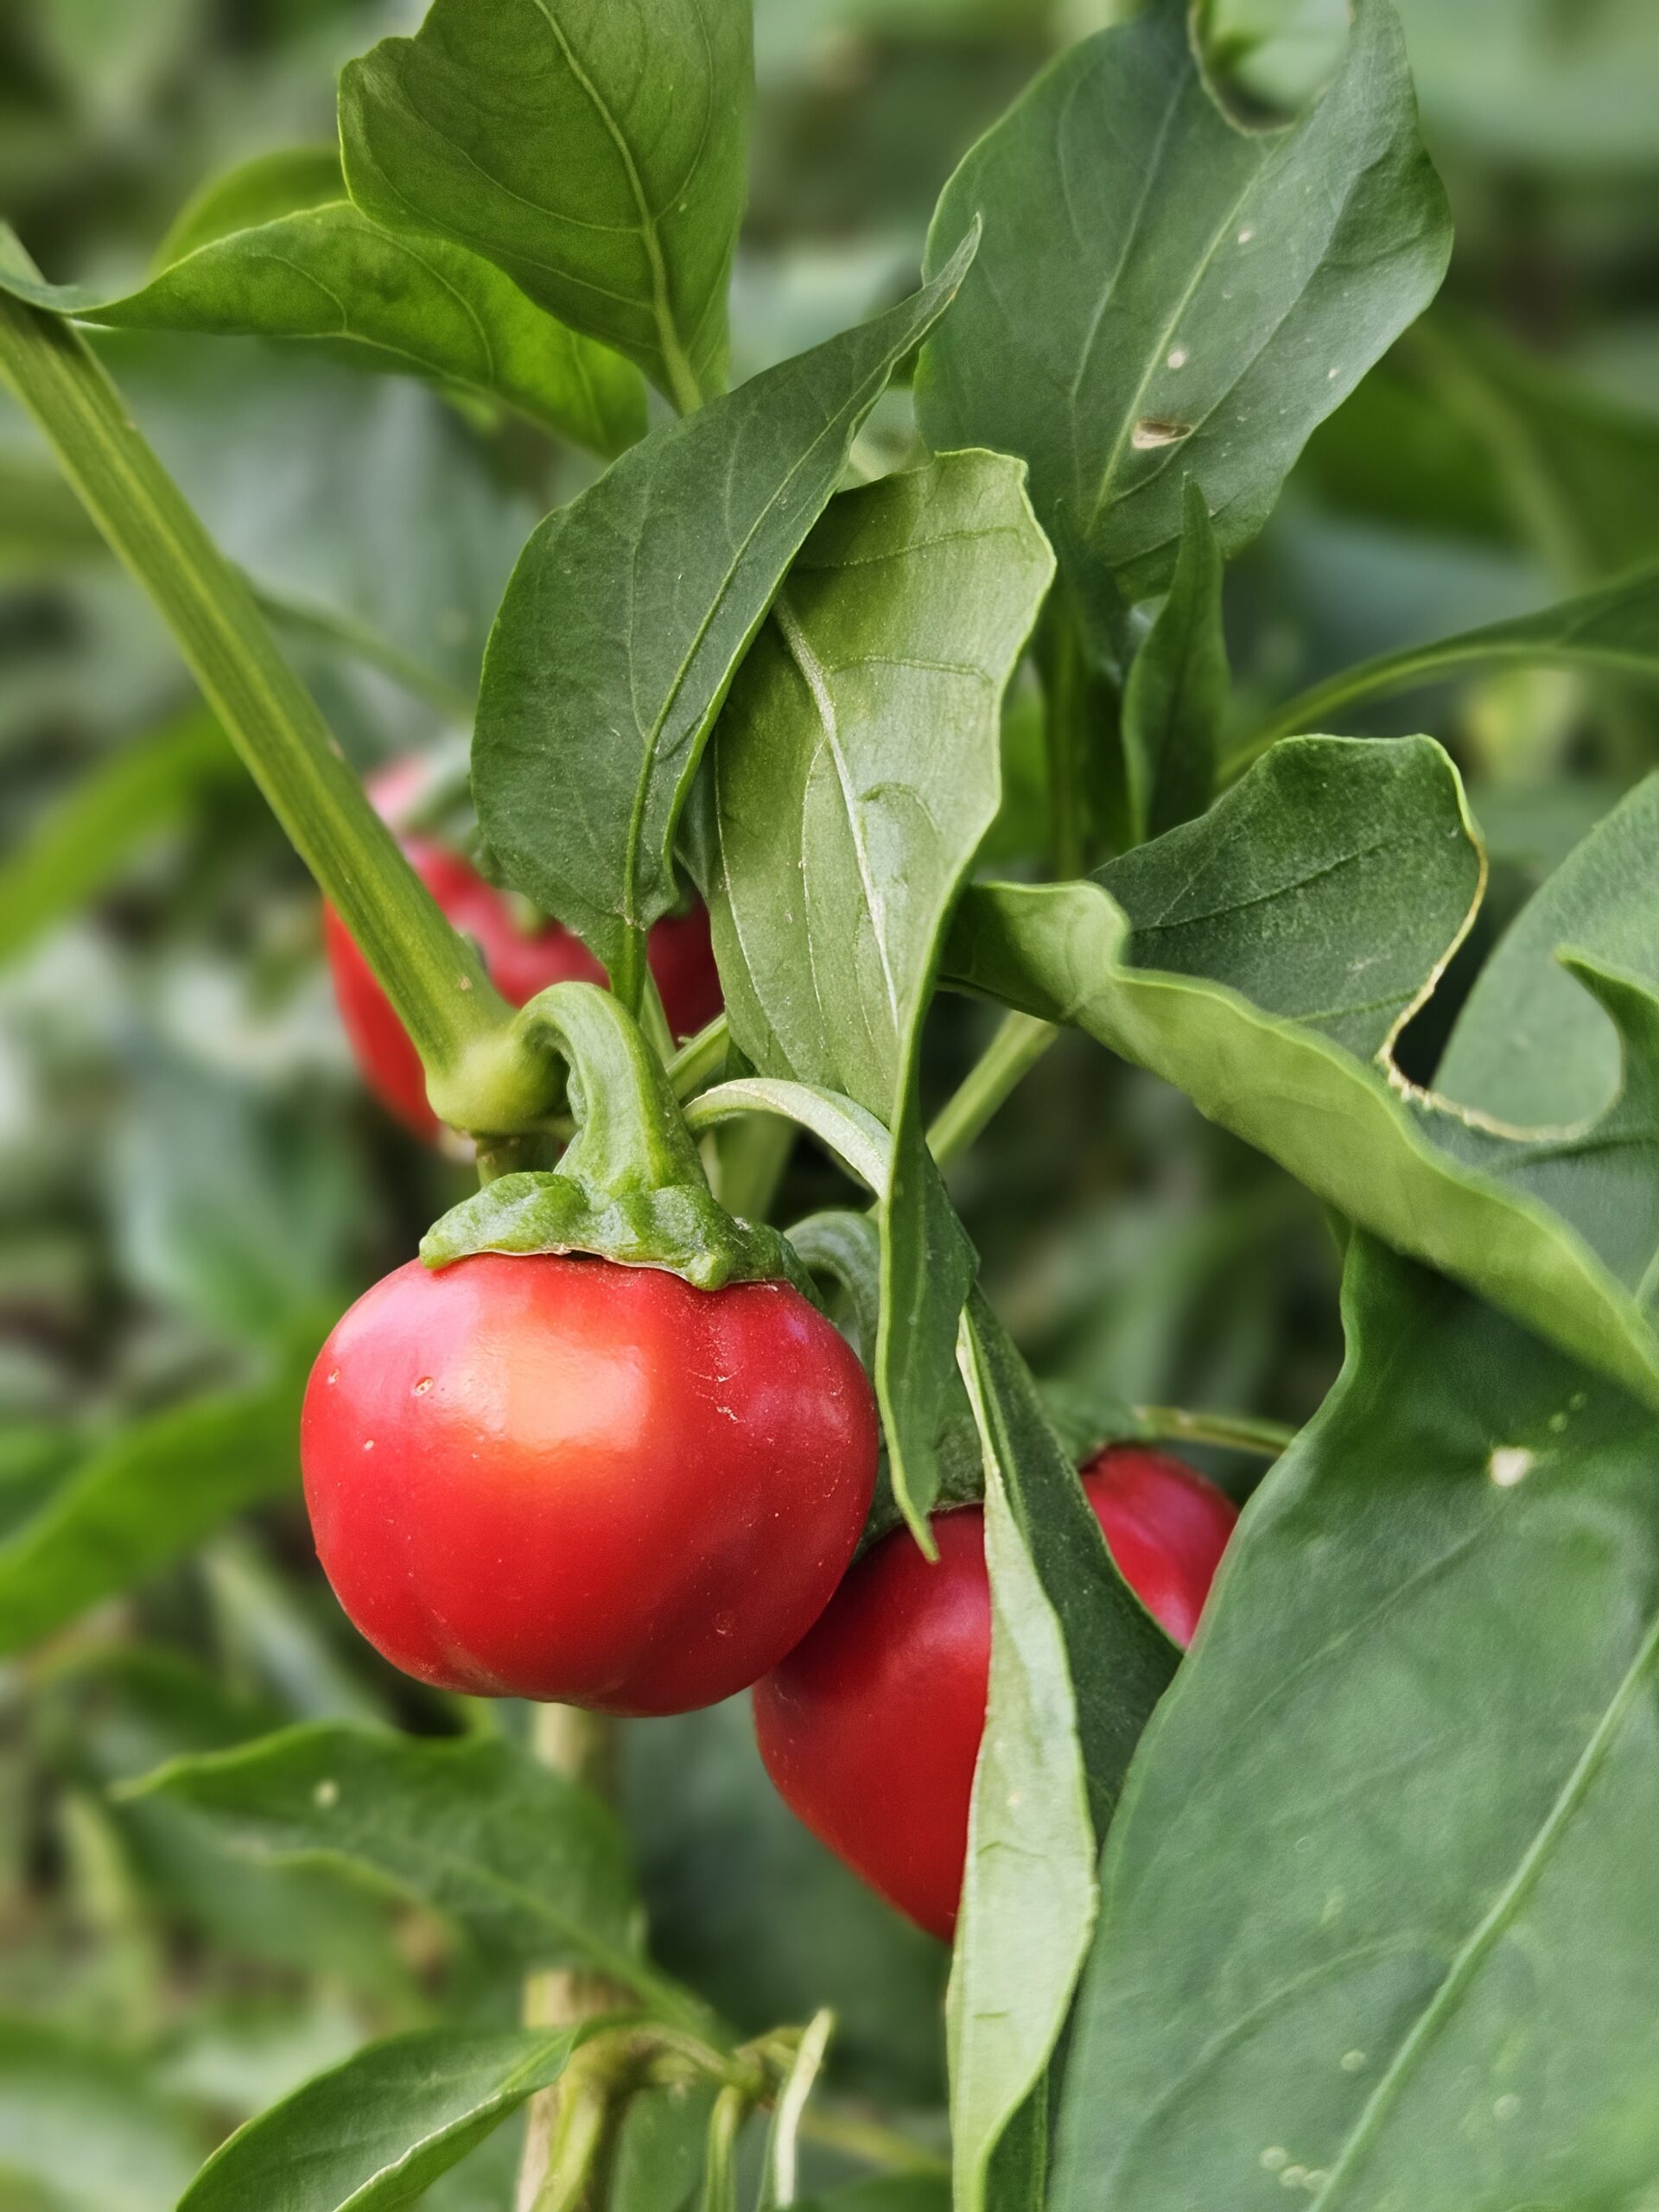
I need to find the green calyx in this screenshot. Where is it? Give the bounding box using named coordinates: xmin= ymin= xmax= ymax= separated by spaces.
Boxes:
xmin=421 ymin=981 xmax=815 ymax=1299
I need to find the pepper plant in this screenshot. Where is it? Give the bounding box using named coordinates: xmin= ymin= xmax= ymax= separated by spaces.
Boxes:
xmin=2 ymin=0 xmax=1658 ymax=2208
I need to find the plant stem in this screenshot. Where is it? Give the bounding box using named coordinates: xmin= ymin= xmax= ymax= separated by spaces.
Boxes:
xmin=517 ymin=1704 xmax=621 ymax=2212
xmin=668 ymin=1014 xmax=730 ymax=1100
xmin=0 ymin=282 xmax=537 ymax=1118
xmin=927 ymin=1012 xmax=1058 ymax=1167
xmin=1134 ymin=1404 xmax=1297 ymax=1458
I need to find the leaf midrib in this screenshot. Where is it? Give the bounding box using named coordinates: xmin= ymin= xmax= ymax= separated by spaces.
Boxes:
xmin=334 ymin=2036 xmax=570 ymax=2210
xmin=609 ymin=301 xmax=947 ymax=937
xmin=527 ymin=0 xmax=702 ymax=406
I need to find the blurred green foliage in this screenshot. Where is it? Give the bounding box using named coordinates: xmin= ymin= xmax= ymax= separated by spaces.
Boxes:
xmin=0 ymin=0 xmax=1654 ymax=2202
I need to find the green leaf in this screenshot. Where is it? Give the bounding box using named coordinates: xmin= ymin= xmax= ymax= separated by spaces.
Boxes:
xmin=38 ymin=1647 xmax=410 ymax=1993
xmin=177 ymin=2028 xmax=588 ymax=2212
xmin=474 ymin=238 xmax=978 ymax=994
xmin=1121 ymin=477 xmax=1228 ymax=839
xmin=707 ymin=410 xmax=1064 ymax=1179
xmin=0 ymin=708 xmax=230 ymax=965
xmin=786 ymin=1210 xmax=883 ymax=1368
xmin=948 ymin=1311 xmax=1097 ymax=2212
xmin=704 ymin=448 xmax=1052 ymax=1528
xmin=0 ymin=2022 xmax=198 ymax=2212
xmin=607 ymin=2081 xmax=720 ymax=2212
xmin=0 ymin=1329 xmax=316 ymax=1658
xmin=126 ymin=1723 xmax=698 ymax=2024
xmin=1437 ymin=773 xmax=1659 ymax=1128
xmin=1096 ymin=731 xmax=1483 ymax=1060
xmin=963 ymin=1297 xmax=1179 ymax=1833
xmin=942 ymin=1300 xmax=1177 ymax=2208
xmin=1241 ymin=554 xmax=1659 ymax=764
xmin=943 ymin=735 xmax=1659 ymax=1412
xmin=154 ymin=146 xmax=348 ymax=263
xmin=0 ymin=181 xmax=643 ymax=457
xmin=915 ymin=0 xmax=1452 ymax=603
xmin=1052 ymin=1235 xmax=1659 ymax=2209
xmin=340 ymin=0 xmax=753 ymax=412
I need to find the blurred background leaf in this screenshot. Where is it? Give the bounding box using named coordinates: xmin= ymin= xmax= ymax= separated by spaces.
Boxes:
xmin=0 ymin=0 xmax=1654 ymax=2190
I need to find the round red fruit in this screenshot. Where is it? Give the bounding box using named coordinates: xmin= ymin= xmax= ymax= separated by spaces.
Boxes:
xmin=324 ymin=761 xmax=722 ymax=1137
xmin=752 ymin=1444 xmax=1237 ymax=1941
xmin=302 ymin=1253 xmax=879 ymax=1715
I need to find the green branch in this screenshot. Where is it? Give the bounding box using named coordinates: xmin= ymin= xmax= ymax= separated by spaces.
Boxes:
xmin=0 ymin=267 xmax=543 ymax=1125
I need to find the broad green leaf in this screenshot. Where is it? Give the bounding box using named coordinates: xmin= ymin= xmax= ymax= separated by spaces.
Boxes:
xmin=1121 ymin=478 xmax=1228 ymax=839
xmin=1241 ymin=554 xmax=1659 ymax=763
xmin=127 ymin=1723 xmax=698 ymax=2023
xmin=1052 ymin=1236 xmax=1659 ymax=2210
xmin=340 ymin=0 xmax=752 ymax=411
xmin=704 ymin=448 xmax=1052 ymax=1527
xmin=915 ymin=0 xmax=1452 ymax=604
xmin=177 ymin=2028 xmax=587 ymax=2212
xmin=0 ymin=1330 xmax=315 ymax=1657
xmin=474 ymin=237 xmax=977 ymax=992
xmin=0 ymin=2022 xmax=198 ymax=2212
xmin=707 ymin=462 xmax=1058 ymax=1142
xmin=943 ymin=736 xmax=1659 ymax=1412
xmin=0 ymin=709 xmax=230 ymax=964
xmin=1438 ymin=773 xmax=1659 ymax=1128
xmin=1095 ymin=732 xmax=1482 ymax=1060
xmin=949 ymin=1309 xmax=1098 ymax=2212
xmin=0 ymin=188 xmax=642 ymax=457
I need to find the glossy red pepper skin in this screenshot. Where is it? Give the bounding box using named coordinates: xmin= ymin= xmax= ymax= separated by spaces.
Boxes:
xmin=324 ymin=763 xmax=722 ymax=1138
xmin=302 ymin=1252 xmax=879 ymax=1715
xmin=752 ymin=1445 xmax=1238 ymax=1940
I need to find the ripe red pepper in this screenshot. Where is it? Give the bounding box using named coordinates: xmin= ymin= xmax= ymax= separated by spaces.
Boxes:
xmin=302 ymin=1251 xmax=879 ymax=1714
xmin=324 ymin=760 xmax=722 ymax=1137
xmin=753 ymin=1445 xmax=1237 ymax=1940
